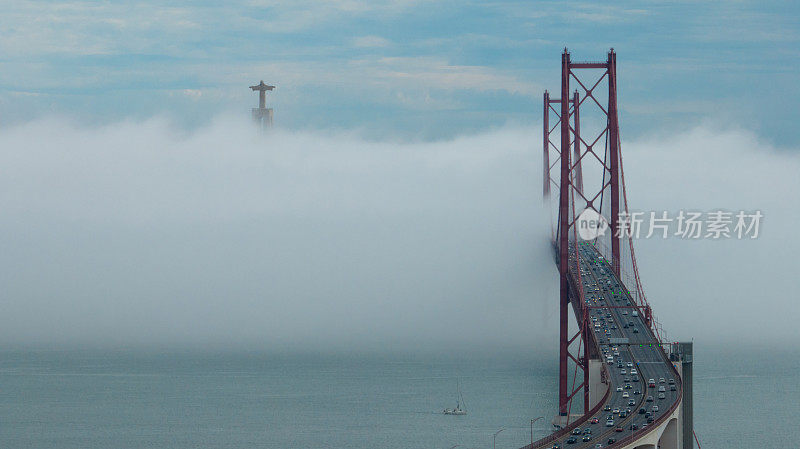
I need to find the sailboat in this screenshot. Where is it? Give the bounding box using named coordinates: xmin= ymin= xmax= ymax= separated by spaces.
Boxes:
xmin=443 ymin=380 xmax=467 ymax=415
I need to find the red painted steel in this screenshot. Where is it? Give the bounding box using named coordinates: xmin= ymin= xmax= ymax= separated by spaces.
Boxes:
xmin=557 ymin=48 xmax=571 ymax=416
xmin=543 ymin=91 xmax=550 ymax=198
xmin=572 ymin=90 xmax=583 ymax=195
xmin=607 ymin=49 xmax=622 ymax=277
xmin=534 ymin=48 xmax=682 ymax=449
xmin=541 ymin=46 xmax=671 ymax=428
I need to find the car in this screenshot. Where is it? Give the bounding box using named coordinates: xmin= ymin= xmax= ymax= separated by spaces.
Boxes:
xmin=620 ymin=369 xmax=627 ymax=375
xmin=606 ymin=414 xmax=614 ymax=421
xmin=615 ymin=426 xmax=623 ymax=432
xmin=658 ymin=386 xmax=666 ymax=392
xmin=638 ymin=408 xmax=646 ymax=414
xmin=632 ymin=311 xmax=639 ymax=317
xmin=616 ymin=386 xmax=623 ymax=392
xmin=552 ymin=444 xmax=561 ymax=449
xmin=584 ymin=428 xmax=592 ymax=435
xmin=670 ymin=385 xmax=677 ymax=391
xmin=659 ymin=378 xmax=665 ymax=383
xmin=619 ymin=411 xmax=627 ymax=418
xmin=623 ymin=324 xmax=629 ymax=329
xmin=630 ymin=369 xmax=637 ymax=375
xmin=669 ymin=378 xmax=675 ymax=385
xmin=617 ymin=363 xmax=623 ymax=368
xmin=630 ymin=423 xmax=638 ymax=430
xmin=633 ymin=390 xmax=641 ymax=395
xmin=628 ymin=399 xmax=636 ymax=406
xmin=572 ymin=428 xmax=582 ymax=435
xmin=648 ymin=379 xmax=656 ymax=387
xmin=627 ymin=362 xmax=633 ymax=367
xmin=610 ymin=325 xmax=617 ymax=329
xmin=658 ymin=393 xmax=666 ymax=399
xmin=567 ymin=437 xmax=577 ymax=444
xmin=642 ymin=424 xmax=648 ymax=429
xmin=652 ymin=405 xmax=659 ymax=412
xmin=604 ymin=405 xmax=612 ymax=411
xmin=623 ymin=392 xmax=629 ymax=398
xmin=612 ymin=408 xmax=620 ymax=414
xmin=591 ymin=417 xmax=600 ymax=424
xmin=607 ymin=438 xmax=616 ymax=444
xmin=625 ymin=384 xmax=632 ymax=389
xmin=647 ymin=417 xmax=655 ymax=424
xmin=622 ymin=311 xmax=628 ymax=315
xmin=594 ymin=444 xmax=603 ymax=449
xmin=632 ymin=328 xmax=639 ymax=333
xmin=583 ymin=435 xmax=592 ymax=442
xmin=646 ymin=395 xmax=654 ymax=402
xmin=605 ymin=420 xmax=614 ymax=427
xmin=645 ymin=412 xmax=651 ymax=418
xmin=624 ymin=377 xmax=631 ymax=382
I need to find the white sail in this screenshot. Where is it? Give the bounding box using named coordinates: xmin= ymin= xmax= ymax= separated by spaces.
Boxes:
xmin=443 ymin=379 xmax=467 ymax=415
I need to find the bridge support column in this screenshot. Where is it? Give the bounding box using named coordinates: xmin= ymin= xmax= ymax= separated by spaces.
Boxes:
xmin=557 ymin=48 xmax=572 ymax=416
xmin=587 ymin=358 xmax=605 ymax=410
xmin=678 ymin=342 xmax=694 ymax=449
xmin=607 ymin=49 xmax=621 ymax=277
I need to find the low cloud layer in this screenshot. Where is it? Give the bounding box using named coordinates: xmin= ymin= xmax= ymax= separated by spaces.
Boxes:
xmin=0 ymin=118 xmax=796 ymax=352
xmin=0 ymin=118 xmax=554 ymax=352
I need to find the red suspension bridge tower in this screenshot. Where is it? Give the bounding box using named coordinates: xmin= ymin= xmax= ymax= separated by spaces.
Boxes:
xmin=543 ymin=48 xmax=661 ymax=419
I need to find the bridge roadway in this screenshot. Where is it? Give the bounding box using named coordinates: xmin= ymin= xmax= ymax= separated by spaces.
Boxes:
xmin=531 ymin=242 xmax=682 ymax=449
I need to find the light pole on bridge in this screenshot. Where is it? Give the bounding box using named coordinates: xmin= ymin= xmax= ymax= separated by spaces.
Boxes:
xmin=530 ymin=416 xmax=544 ymax=447
xmin=492 ymin=428 xmax=505 ymax=449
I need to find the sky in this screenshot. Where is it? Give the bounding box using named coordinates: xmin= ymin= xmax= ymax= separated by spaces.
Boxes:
xmin=2 ymin=0 xmax=800 ymax=143
xmin=0 ymin=1 xmax=799 ymax=352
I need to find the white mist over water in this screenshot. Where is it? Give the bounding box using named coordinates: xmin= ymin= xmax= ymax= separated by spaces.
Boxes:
xmin=0 ymin=117 xmax=797 ymax=351
xmin=0 ymin=117 xmax=555 ymax=352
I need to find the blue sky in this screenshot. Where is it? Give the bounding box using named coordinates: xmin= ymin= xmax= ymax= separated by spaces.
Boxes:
xmin=1 ymin=0 xmax=799 ymax=143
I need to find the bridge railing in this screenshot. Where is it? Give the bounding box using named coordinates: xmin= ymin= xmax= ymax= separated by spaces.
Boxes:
xmin=523 ymin=374 xmax=611 ymax=449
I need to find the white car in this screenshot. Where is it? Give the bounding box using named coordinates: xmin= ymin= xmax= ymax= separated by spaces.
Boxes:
xmin=630 ymin=369 xmax=637 ymax=375
xmin=616 ymin=386 xmax=623 ymax=392
xmin=605 ymin=420 xmax=614 ymax=427
xmin=622 ymin=392 xmax=629 ymax=398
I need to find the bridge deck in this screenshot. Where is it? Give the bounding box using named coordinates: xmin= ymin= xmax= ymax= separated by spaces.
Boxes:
xmin=526 ymin=242 xmax=682 ymax=449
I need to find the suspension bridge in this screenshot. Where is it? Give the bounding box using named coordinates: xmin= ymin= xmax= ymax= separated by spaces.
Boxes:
xmin=523 ymin=49 xmax=695 ymax=449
